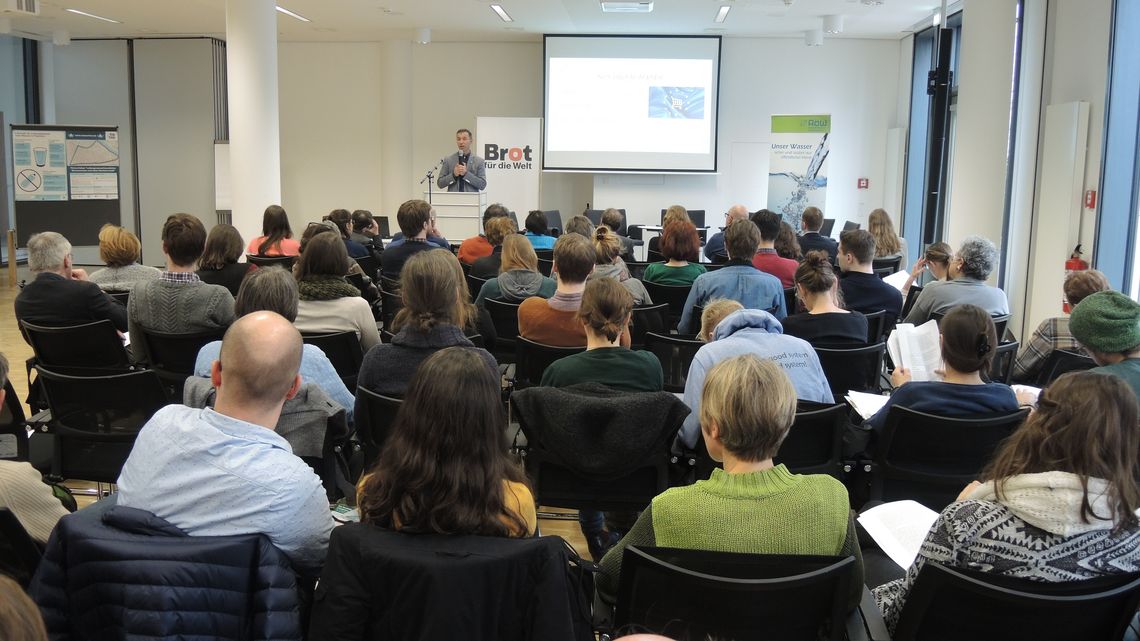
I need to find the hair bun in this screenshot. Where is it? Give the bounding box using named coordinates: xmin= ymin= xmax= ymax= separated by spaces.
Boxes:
xmin=976 ymin=332 xmax=991 ymax=357
xmin=595 ymin=226 xmax=608 ymax=239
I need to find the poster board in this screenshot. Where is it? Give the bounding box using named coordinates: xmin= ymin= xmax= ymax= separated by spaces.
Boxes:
xmin=10 ymin=124 xmax=121 ymax=246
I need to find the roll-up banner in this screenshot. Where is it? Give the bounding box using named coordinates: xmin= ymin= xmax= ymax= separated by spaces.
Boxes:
xmin=476 ymin=116 xmax=542 ymax=218
xmin=767 ymin=114 xmax=830 ymax=229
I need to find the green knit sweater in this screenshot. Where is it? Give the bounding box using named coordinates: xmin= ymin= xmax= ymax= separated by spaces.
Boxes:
xmin=597 ymin=465 xmax=863 ymax=606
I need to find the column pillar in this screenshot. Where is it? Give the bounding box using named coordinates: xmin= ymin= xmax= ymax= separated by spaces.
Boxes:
xmin=225 ymin=0 xmax=280 ymax=243
xmin=380 ymin=40 xmax=413 ymax=216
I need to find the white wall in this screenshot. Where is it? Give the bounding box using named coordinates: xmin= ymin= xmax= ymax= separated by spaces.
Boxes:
xmin=0 ymin=35 xmax=25 ymax=237
xmin=592 ymin=36 xmax=903 ymax=229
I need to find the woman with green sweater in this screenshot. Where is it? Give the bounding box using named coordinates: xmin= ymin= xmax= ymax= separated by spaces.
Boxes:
xmin=597 ymin=353 xmax=863 ymax=604
xmin=642 ymin=220 xmax=706 ymax=286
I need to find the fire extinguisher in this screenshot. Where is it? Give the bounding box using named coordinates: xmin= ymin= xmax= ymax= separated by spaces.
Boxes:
xmin=1063 ymin=244 xmax=1089 ymax=313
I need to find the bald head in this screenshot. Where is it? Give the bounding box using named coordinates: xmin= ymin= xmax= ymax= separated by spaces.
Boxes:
xmin=727 ymin=204 xmax=749 ymax=224
xmin=217 ymin=312 xmax=302 ymax=412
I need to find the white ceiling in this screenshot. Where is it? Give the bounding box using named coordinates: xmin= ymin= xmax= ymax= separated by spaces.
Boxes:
xmin=5 ymin=0 xmax=942 ymax=43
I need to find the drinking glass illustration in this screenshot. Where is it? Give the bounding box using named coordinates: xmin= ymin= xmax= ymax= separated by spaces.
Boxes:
xmin=33 ymin=147 xmax=47 ymax=167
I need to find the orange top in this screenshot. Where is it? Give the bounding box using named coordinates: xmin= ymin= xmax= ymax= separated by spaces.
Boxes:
xmin=247 ymin=236 xmax=301 ymax=257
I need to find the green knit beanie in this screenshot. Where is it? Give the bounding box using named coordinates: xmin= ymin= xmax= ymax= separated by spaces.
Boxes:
xmin=1069 ymin=291 xmax=1140 ymax=353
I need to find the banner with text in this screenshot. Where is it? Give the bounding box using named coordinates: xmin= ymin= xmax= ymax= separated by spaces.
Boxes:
xmin=767 ymin=114 xmax=830 ymax=229
xmin=476 ymin=116 xmax=541 ymax=219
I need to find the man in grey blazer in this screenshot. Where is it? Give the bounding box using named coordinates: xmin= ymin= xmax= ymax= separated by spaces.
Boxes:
xmin=437 ymin=128 xmax=487 ymax=192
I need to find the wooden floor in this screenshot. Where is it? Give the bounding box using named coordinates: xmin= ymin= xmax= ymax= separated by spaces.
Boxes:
xmin=0 ymin=278 xmax=591 ymax=554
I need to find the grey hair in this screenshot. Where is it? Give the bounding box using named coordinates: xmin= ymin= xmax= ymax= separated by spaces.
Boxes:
xmin=234 ymin=266 xmax=299 ymax=322
xmin=564 ymin=215 xmax=595 ymax=238
xmin=957 ymin=235 xmax=999 ymax=280
xmin=27 ymin=232 xmax=72 ymax=273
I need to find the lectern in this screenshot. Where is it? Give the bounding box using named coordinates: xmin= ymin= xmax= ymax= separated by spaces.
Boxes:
xmin=426 ymin=191 xmax=487 ymax=240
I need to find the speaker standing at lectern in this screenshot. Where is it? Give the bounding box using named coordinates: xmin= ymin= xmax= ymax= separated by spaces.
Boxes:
xmin=437 ymin=128 xmax=487 ymax=192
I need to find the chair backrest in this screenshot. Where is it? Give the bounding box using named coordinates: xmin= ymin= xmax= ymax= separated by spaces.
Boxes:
xmin=354 ymin=386 xmax=402 ymax=468
xmin=842 ymin=221 xmax=860 ymax=232
xmin=534 ymin=248 xmax=554 ymax=262
xmin=776 ymin=402 xmax=849 ymax=477
xmin=871 ymin=256 xmax=903 ymax=276
xmin=629 ymin=304 xmax=670 ymax=350
xmin=646 ymin=248 xmax=666 ymax=263
xmin=820 ymin=218 xmax=836 ymax=237
xmin=659 ymin=209 xmax=706 ymax=228
xmin=106 ymin=290 xmax=130 ymax=306
xmin=0 ymin=508 xmax=42 ymax=588
xmin=784 ymin=286 xmax=798 ymax=316
xmin=20 ymin=320 xmax=130 ymax=372
xmin=537 ymin=257 xmax=554 ymax=277
xmin=301 ymin=331 xmax=364 ymax=390
xmin=379 ymin=288 xmax=403 ymax=332
xmin=378 ymin=273 xmax=402 ymax=293
xmin=864 ymin=309 xmax=889 ymax=343
xmin=584 ymin=209 xmax=604 ymax=227
xmin=644 ymin=332 xmax=704 ymax=393
xmin=374 ymin=215 xmax=391 ymax=238
xmin=711 ymin=252 xmax=729 ymax=264
xmin=138 ymin=328 xmax=226 ymax=391
xmin=466 ymin=274 xmax=488 ymax=303
xmin=874 ymin=406 xmax=1029 ymax=510
xmin=514 ymin=337 xmax=585 ymax=387
xmin=642 ymin=281 xmax=693 ymax=323
xmin=543 ymin=210 xmax=562 ymax=235
xmin=484 ymin=298 xmax=522 ymax=360
xmin=624 ymin=260 xmax=652 ymax=280
xmin=930 ymin=311 xmax=1010 ymax=340
xmin=246 ymin=253 xmax=296 ymax=270
xmin=354 ymin=255 xmax=380 ymax=280
xmin=35 ymin=366 xmax=169 ymax=483
xmin=0 ymin=381 xmax=29 ymax=461
xmin=987 ymin=340 xmax=1019 ymax=384
xmin=893 ymin=563 xmax=1140 ymax=641
xmin=813 ymin=342 xmax=886 ymax=397
xmin=1035 ymin=349 xmax=1097 ymax=387
xmin=900 ymin=284 xmax=923 ymax=320
xmin=616 ymin=546 xmax=855 ymax=641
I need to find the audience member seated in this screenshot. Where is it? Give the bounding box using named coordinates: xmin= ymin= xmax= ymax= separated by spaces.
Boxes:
xmin=0 ymin=353 xmax=69 ymax=546
xmin=678 ymin=219 xmax=787 ymax=334
xmin=300 ymin=221 xmax=380 ymax=300
xmin=782 ymin=251 xmax=868 ymax=344
xmin=798 ymin=206 xmax=838 ymax=263
xmin=751 ymin=209 xmax=799 ymax=287
xmin=15 ymin=231 xmax=127 ymax=332
xmin=88 ymin=224 xmax=160 ymax=292
xmin=642 ymin=220 xmax=706 ymax=286
xmin=899 ymin=241 xmax=951 ymax=299
xmin=776 ymin=221 xmax=803 ymax=261
xmin=1069 ymin=290 xmax=1140 ymax=399
xmin=903 ymin=236 xmax=1009 ymax=324
xmin=349 ymin=209 xmax=387 ymax=257
xmin=837 ymin=229 xmax=904 ymax=327
xmin=194 ymin=266 xmax=355 ymax=423
xmin=868 ymin=208 xmax=908 ymax=268
xmin=703 ymin=204 xmax=748 ymax=261
xmin=541 ymin=278 xmax=663 ymax=392
xmin=381 ymin=199 xmax=443 ymax=279
xmin=458 ymin=203 xmax=510 ymax=264
xmin=386 ymin=206 xmax=449 ymax=250
xmin=326 ymin=209 xmax=369 ymax=259
xmin=590 ymin=226 xmax=652 ymax=305
xmin=195 ymin=223 xmax=251 ymax=297
xmin=128 ymin=214 xmax=235 ymax=364
xmin=601 ymin=208 xmax=636 ymax=262
xmin=649 ymin=205 xmax=694 ymax=259
xmin=523 ymin=210 xmax=556 ymax=250
xmin=470 ymin=216 xmax=517 ymax=279
xmin=697 ymin=298 xmax=743 ymax=343
xmin=520 ymin=234 xmax=631 ymax=347
xmin=873 ymin=372 xmax=1140 ymax=634
xmin=1013 ymin=270 xmax=1110 ymax=382
xmin=677 ymin=307 xmax=833 ymax=451
xmin=294 ymin=232 xmax=380 ymax=351
xmin=563 ymin=214 xmax=595 ymax=239
xmin=247 ymin=204 xmax=301 ymax=256
xmin=473 ymin=234 xmax=556 ymax=307
xmin=599 ymin=354 xmax=862 ymax=605
xmin=357 ymin=249 xmax=496 ymax=399
xmin=860 ymin=305 xmax=1019 ymax=443
xmin=116 ymin=312 xmax=334 ymax=576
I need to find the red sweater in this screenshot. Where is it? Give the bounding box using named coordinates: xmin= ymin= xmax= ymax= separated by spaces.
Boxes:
xmin=752 ymin=249 xmax=798 ymax=288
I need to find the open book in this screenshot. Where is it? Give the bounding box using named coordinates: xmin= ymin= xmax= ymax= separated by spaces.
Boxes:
xmin=845 ymin=390 xmax=890 ymax=421
xmin=857 ymin=500 xmax=941 ymax=569
xmin=887 ymin=320 xmax=942 ymax=382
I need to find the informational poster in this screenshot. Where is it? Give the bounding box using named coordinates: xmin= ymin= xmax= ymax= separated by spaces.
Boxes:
xmin=767 ymin=114 xmax=830 ymax=229
xmin=476 ymin=116 xmax=542 ymax=215
xmin=12 ymin=127 xmax=119 ymax=201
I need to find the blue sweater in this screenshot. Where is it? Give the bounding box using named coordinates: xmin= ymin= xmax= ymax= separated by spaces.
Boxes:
xmin=865 ymin=381 xmax=1019 ymax=434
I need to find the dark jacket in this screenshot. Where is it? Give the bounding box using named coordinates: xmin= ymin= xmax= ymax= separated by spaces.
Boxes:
xmin=309 ymin=524 xmax=592 ymax=641
xmin=799 ymin=232 xmax=839 ymax=263
xmin=356 ymin=324 xmax=497 ymax=401
xmin=512 ymin=383 xmax=690 ymax=481
xmin=30 ymin=499 xmax=304 ymax=641
xmin=15 ymin=272 xmax=128 ymax=332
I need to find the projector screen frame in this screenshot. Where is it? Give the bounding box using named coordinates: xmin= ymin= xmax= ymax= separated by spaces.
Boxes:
xmin=542 ymin=33 xmax=723 ymax=174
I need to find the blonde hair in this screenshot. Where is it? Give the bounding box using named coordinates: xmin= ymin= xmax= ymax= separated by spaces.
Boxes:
xmin=868 ymin=209 xmax=901 ymax=257
xmin=484 ymin=216 xmax=517 ymax=247
xmin=699 ymin=298 xmax=743 ymax=342
xmin=700 ymin=354 xmax=797 ymax=462
xmin=663 ymin=205 xmax=690 ymax=227
xmin=0 ymin=575 xmax=47 ymax=641
xmin=578 ymin=277 xmax=633 ymax=342
xmin=395 ymin=249 xmax=475 ymax=334
xmin=499 ymin=234 xmax=538 ymax=273
xmin=98 ymin=224 xmax=142 ymax=268
xmin=593 ymin=225 xmax=622 ymax=264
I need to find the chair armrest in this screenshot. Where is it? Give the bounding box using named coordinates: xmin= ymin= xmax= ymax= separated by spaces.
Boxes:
xmin=845 ymin=586 xmax=891 ymax=641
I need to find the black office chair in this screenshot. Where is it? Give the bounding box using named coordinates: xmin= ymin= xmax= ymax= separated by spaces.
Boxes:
xmin=776 ymin=402 xmax=850 ymax=478
xmin=892 ymin=563 xmax=1140 ymax=641
xmin=624 ymin=260 xmax=652 ymax=280
xmin=1034 ymin=349 xmax=1097 ymax=387
xmin=843 ymin=221 xmax=860 ymax=232
xmin=513 ymin=337 xmax=584 ymax=388
xmin=379 ymin=288 xmax=403 ymax=333
xmin=484 ymin=298 xmax=522 ymax=364
xmin=537 ymin=257 xmax=554 ymax=277
xmin=820 ymin=219 xmax=836 ymax=238
xmin=466 ymin=274 xmax=488 ymax=304
xmin=659 ymin=209 xmax=705 ymax=228
xmin=871 ymin=256 xmax=903 ymax=277
xmin=628 ymin=304 xmax=670 ymax=350
xmin=864 ymin=310 xmax=889 ymax=343
xmin=987 ymin=340 xmax=1019 ymax=384
xmin=20 ymin=320 xmax=131 ymax=373
xmin=900 ymin=284 xmax=923 ymax=320
xmin=646 ymin=249 xmax=666 ymax=263
xmin=353 ymin=386 xmax=402 ymax=470
xmin=642 ymin=281 xmax=693 ymax=327
xmin=644 ymin=332 xmax=704 ymax=393
xmin=784 ymin=286 xmax=798 ymax=316
xmin=543 ymin=210 xmax=562 ymax=236
xmin=374 ymin=215 xmax=392 ymax=239
xmin=814 ymin=342 xmax=886 ymax=398
xmin=0 ymin=381 xmax=29 ymax=462
xmin=534 ymin=248 xmax=554 ymax=262
xmin=35 ymin=366 xmax=169 ymax=483
xmin=301 ymin=331 xmax=364 ymax=391
xmin=930 ymin=311 xmax=1010 ymax=340
xmin=615 ymin=547 xmax=857 ymax=641
xmin=246 ymin=254 xmax=296 ymax=270
xmin=138 ymin=328 xmax=226 ymax=400
xmin=0 ymin=508 xmax=43 ymax=588
xmin=711 ymin=253 xmax=729 ymax=264
xmin=870 ymin=406 xmax=1029 ymax=511
xmin=106 ymin=290 xmax=130 ymax=306
xmin=378 ymin=274 xmax=402 ymax=293
xmin=354 ymin=255 xmax=380 ymax=280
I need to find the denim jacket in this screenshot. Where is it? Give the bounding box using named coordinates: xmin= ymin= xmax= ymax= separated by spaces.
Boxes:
xmin=678 ymin=260 xmax=787 ymax=334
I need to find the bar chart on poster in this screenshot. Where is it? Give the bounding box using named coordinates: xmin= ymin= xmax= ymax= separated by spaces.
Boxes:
xmin=10 ymin=125 xmax=121 ymax=246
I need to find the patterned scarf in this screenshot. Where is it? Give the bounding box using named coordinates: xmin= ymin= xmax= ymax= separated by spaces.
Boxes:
xmin=297 ymin=275 xmax=361 ymax=301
